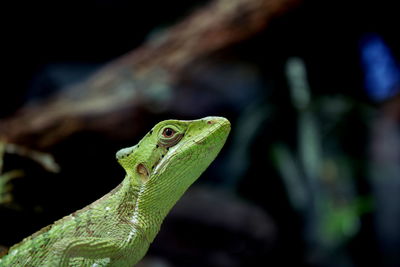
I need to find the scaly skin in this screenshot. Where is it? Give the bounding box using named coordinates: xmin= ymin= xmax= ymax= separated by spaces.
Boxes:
xmin=0 ymin=116 xmax=230 ymax=266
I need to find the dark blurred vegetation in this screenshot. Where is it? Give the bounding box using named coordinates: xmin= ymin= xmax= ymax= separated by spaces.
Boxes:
xmin=1 ymin=0 xmax=399 ymax=266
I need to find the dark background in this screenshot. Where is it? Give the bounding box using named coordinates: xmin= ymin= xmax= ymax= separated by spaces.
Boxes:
xmin=1 ymin=0 xmax=400 ymax=266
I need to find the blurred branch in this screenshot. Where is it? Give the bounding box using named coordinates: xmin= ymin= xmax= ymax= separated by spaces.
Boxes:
xmin=0 ymin=141 xmax=59 ymax=205
xmin=369 ymin=95 xmax=400 ymax=267
xmin=0 ymin=0 xmax=300 ymax=148
xmin=4 ymin=143 xmax=60 ymax=173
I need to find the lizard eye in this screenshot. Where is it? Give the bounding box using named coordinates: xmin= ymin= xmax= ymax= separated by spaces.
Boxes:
xmin=159 ymin=126 xmax=183 ymax=147
xmin=162 ymin=128 xmax=175 ymax=138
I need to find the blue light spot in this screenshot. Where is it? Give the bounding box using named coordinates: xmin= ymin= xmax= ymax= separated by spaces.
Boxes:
xmin=360 ymin=33 xmax=400 ymax=101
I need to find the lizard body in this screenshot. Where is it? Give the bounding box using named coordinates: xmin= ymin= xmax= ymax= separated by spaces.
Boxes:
xmin=0 ymin=116 xmax=230 ymax=266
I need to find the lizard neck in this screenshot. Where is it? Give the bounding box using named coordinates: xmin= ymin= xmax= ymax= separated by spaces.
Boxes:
xmin=113 ymin=176 xmax=142 ymax=220
xmin=134 ymin=171 xmax=195 ymax=241
xmin=119 ymin=173 xmax=168 ymax=243
xmin=127 ymin=147 xmax=209 ymax=242
xmin=134 ymin=188 xmax=172 ymax=241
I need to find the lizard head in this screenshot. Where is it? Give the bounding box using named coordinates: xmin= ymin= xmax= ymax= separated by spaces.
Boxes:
xmin=116 ymin=116 xmax=230 ymax=214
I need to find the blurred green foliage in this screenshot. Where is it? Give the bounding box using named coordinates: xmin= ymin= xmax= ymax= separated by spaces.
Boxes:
xmin=272 ymin=57 xmax=374 ymax=263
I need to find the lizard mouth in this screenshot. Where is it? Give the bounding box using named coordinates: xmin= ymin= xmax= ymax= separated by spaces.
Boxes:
xmin=192 ymin=117 xmax=231 ymax=145
xmin=178 ymin=116 xmax=230 ymax=153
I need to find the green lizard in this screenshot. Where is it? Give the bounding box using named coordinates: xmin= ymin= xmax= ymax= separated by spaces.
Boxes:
xmin=0 ymin=116 xmax=230 ymax=266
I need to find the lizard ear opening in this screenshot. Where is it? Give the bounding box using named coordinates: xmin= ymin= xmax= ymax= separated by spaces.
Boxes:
xmin=136 ymin=163 xmax=150 ymax=183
